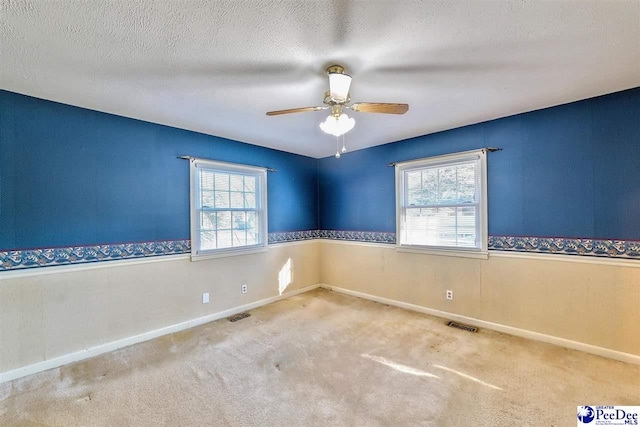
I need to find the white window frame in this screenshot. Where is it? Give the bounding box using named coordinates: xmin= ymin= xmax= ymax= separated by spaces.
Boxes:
xmin=190 ymin=158 xmax=268 ymax=260
xmin=395 ymin=149 xmax=488 ymax=259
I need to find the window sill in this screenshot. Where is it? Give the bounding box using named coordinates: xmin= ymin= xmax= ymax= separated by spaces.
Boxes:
xmin=396 ymin=246 xmax=489 ymax=259
xmin=191 ymin=246 xmax=268 ymax=261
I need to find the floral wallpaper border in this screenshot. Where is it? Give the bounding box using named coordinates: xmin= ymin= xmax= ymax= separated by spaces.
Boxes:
xmin=488 ymin=235 xmax=640 ymax=259
xmin=1 ymin=239 xmax=191 ymax=271
xmin=316 ymin=230 xmax=397 ymax=244
xmin=2 ymin=232 xmax=638 ymax=271
xmin=268 ymin=230 xmax=320 ymax=243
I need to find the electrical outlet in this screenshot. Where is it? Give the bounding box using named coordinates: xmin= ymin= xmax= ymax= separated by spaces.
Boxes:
xmin=241 ymin=284 xmax=248 ymax=294
xmin=202 ymin=292 xmax=210 ymax=304
xmin=446 ymin=290 xmax=453 ymax=300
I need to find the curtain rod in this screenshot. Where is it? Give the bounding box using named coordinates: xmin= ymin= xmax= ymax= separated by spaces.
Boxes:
xmin=177 ymin=155 xmax=277 ymax=172
xmin=387 ymin=147 xmax=502 ymax=167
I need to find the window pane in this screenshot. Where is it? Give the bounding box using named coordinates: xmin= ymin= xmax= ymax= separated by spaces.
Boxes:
xmin=201 ymin=231 xmax=216 ymax=250
xmin=217 ymin=230 xmax=232 ymax=248
xmin=433 ymin=207 xmax=456 ymax=246
xmin=456 ymin=164 xmax=476 ymax=203
xmin=244 ymin=193 xmax=256 ymax=209
xmin=214 ymin=191 xmax=230 ymax=208
xmin=406 ymin=171 xmax=421 ymax=191
xmin=247 ymin=215 xmax=259 ymax=245
xmin=247 ymin=228 xmax=258 ymax=245
xmin=201 ymin=190 xmax=214 ymax=208
xmin=407 ymin=189 xmax=421 ymax=206
xmin=230 ymin=175 xmax=244 ymax=192
xmin=232 ymin=229 xmax=247 ymax=246
xmin=405 ymin=208 xmax=426 ymax=245
xmin=437 ymin=167 xmax=457 ymax=204
xmin=421 ymin=168 xmax=438 ymax=205
xmin=201 ymin=212 xmax=216 ymax=230
xmin=217 ymin=211 xmax=231 ymax=229
xmin=230 ymin=191 xmax=244 ymax=208
xmin=244 ymin=176 xmax=256 ymax=192
xmin=215 ymin=173 xmax=229 ymax=191
xmin=406 ymin=162 xmax=476 ymax=207
xmin=246 ymin=211 xmax=257 ymax=229
xmin=200 ymin=171 xmax=214 ymax=191
xmin=456 ymin=206 xmax=477 ymax=247
xmin=406 ymin=171 xmax=422 ymax=205
xmin=405 ymin=207 xmax=457 ymax=246
xmin=232 ymin=211 xmax=246 ymax=230
xmin=403 ymin=204 xmax=479 ymax=248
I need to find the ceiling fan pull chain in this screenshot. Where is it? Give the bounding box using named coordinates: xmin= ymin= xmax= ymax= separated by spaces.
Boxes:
xmin=341 ymin=134 xmax=347 ymax=153
xmin=335 ymin=136 xmax=341 ymax=158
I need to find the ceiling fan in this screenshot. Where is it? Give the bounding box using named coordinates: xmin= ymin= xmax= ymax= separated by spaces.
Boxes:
xmin=266 ymin=65 xmax=409 ymax=152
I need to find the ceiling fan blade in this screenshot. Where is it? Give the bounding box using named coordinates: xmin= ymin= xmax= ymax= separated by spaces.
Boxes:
xmin=266 ymin=106 xmax=327 ymax=116
xmin=368 ymin=62 xmax=507 ymax=75
xmin=98 ymin=62 xmax=318 ymax=88
xmin=350 ymin=103 xmax=409 ymax=114
xmin=331 ymin=0 xmax=352 ymax=44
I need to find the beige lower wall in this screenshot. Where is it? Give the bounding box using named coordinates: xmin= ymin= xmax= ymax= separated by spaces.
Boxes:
xmin=319 ymin=241 xmax=640 ymax=356
xmin=0 ymin=241 xmax=320 ymax=373
xmin=2 ymin=238 xmax=639 ymax=375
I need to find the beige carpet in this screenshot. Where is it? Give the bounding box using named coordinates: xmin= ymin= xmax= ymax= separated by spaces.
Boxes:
xmin=1 ymin=289 xmax=638 ymax=426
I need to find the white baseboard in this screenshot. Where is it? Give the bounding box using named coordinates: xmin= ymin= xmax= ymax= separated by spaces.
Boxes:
xmin=320 ymin=284 xmax=640 ymax=366
xmin=0 ymin=284 xmax=321 ymax=384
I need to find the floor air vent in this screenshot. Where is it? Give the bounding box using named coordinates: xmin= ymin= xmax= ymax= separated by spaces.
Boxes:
xmin=228 ymin=312 xmax=251 ymax=322
xmin=447 ymin=321 xmax=478 ymax=333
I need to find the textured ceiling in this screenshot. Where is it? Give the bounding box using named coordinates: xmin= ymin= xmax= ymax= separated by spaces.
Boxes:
xmin=2 ymin=1 xmax=639 ymax=158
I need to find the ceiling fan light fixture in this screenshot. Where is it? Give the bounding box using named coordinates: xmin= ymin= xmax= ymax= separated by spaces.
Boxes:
xmin=319 ymin=113 xmax=355 ymax=137
xmin=328 ymin=72 xmax=352 ymax=102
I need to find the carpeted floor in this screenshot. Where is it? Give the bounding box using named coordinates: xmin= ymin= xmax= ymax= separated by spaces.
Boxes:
xmin=1 ymin=288 xmax=638 ymax=426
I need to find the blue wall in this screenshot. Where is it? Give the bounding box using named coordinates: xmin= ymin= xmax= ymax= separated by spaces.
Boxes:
xmin=0 ymin=90 xmax=318 ymax=250
xmin=319 ymin=87 xmax=640 ymax=240
xmin=2 ymin=87 xmax=638 ymax=251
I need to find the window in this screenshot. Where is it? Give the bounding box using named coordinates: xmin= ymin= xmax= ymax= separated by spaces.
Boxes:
xmin=190 ymin=159 xmax=267 ymax=259
xmin=395 ymin=149 xmax=487 ymax=257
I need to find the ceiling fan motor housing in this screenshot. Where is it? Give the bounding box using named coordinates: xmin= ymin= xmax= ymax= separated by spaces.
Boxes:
xmin=326 ymin=64 xmax=346 ymax=75
xmin=324 ymin=91 xmax=350 ymax=110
